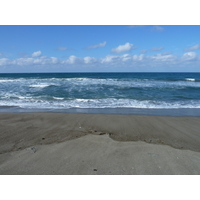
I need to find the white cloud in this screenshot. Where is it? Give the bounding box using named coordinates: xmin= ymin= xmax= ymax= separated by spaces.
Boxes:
xmin=0 ymin=58 xmax=10 ymax=66
xmin=33 ymin=56 xmax=56 ymax=65
xmin=151 ymin=47 xmax=164 ymax=51
xmin=121 ymin=54 xmax=131 ymax=61
xmin=57 ymin=47 xmax=67 ymax=51
xmin=133 ymin=54 xmax=145 ymax=61
xmin=62 ymin=55 xmax=78 ymax=64
xmin=3 ymin=56 xmax=60 ymax=66
xmin=0 ymin=51 xmax=200 ymax=72
xmin=83 ymin=56 xmax=96 ymax=64
xmin=140 ymin=47 xmax=164 ymax=54
xmin=32 ymin=51 xmax=42 ymax=57
xmin=51 ymin=57 xmax=59 ymax=64
xmin=140 ymin=49 xmax=148 ymax=54
xmin=101 ymin=55 xmax=119 ymax=63
xmin=129 ymin=25 xmax=165 ymax=32
xmin=184 ymin=44 xmax=200 ymax=51
xmin=128 ymin=25 xmax=145 ymax=29
xmin=151 ymin=53 xmax=175 ymax=61
xmin=152 ymin=26 xmax=165 ymax=32
xmin=182 ymin=52 xmax=197 ymax=60
xmin=101 ymin=54 xmax=144 ymax=64
xmin=14 ymin=58 xmax=34 ymax=65
xmin=87 ymin=41 xmax=106 ymax=49
xmin=112 ymin=42 xmax=135 ymax=54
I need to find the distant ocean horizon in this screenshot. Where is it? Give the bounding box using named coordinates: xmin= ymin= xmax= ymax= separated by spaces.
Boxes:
xmin=1 ymin=72 xmax=200 ymax=116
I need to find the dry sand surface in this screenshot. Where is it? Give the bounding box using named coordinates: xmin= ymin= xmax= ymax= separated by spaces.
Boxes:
xmin=0 ymin=113 xmax=200 ymax=175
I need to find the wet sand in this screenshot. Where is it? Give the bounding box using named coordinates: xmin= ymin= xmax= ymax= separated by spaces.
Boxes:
xmin=0 ymin=113 xmax=200 ymax=174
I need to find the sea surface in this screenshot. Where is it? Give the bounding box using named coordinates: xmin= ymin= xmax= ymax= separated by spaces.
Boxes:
xmin=1 ymin=72 xmax=200 ymax=116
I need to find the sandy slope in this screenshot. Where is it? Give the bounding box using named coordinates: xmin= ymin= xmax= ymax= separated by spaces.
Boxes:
xmin=0 ymin=113 xmax=200 ymax=174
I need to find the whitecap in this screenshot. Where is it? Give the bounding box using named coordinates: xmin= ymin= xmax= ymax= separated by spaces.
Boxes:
xmin=75 ymin=99 xmax=91 ymax=102
xmin=0 ymin=80 xmax=15 ymax=83
xmin=185 ymin=78 xmax=195 ymax=82
xmin=29 ymin=84 xmax=51 ymax=88
xmin=53 ymin=97 xmax=64 ymax=100
xmin=1 ymin=97 xmax=200 ymax=110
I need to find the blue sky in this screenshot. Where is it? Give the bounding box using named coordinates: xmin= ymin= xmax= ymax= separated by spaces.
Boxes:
xmin=0 ymin=25 xmax=200 ymax=72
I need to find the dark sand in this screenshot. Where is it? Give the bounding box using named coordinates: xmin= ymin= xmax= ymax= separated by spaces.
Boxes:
xmin=0 ymin=113 xmax=200 ymax=174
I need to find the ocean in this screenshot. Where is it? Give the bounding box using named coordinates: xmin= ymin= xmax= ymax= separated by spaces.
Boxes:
xmin=1 ymin=72 xmax=200 ymax=116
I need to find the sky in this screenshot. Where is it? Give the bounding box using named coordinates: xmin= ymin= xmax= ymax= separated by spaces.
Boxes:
xmin=0 ymin=25 xmax=200 ymax=73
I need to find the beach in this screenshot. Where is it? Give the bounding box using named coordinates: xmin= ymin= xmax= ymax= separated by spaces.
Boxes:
xmin=0 ymin=112 xmax=200 ymax=175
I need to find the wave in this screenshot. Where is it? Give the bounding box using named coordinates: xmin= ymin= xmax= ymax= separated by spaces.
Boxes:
xmin=185 ymin=78 xmax=196 ymax=82
xmin=1 ymin=74 xmax=200 ymax=111
xmin=29 ymin=83 xmax=58 ymax=88
xmin=0 ymin=80 xmax=15 ymax=83
xmin=53 ymin=97 xmax=64 ymax=100
xmin=1 ymin=98 xmax=200 ymax=109
xmin=1 ymin=76 xmax=200 ymax=85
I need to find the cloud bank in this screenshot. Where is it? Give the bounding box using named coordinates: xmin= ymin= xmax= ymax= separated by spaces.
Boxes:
xmin=1 ymin=51 xmax=199 ymax=72
xmin=1 ymin=44 xmax=200 ymax=72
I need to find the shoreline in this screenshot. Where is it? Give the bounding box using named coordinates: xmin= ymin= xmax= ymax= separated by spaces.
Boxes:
xmin=1 ymin=107 xmax=200 ymax=116
xmin=1 ymin=112 xmax=200 ymax=174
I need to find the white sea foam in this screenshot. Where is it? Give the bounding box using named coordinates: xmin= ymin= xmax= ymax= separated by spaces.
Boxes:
xmin=1 ymin=97 xmax=200 ymax=109
xmin=2 ymin=77 xmax=199 ymax=91
xmin=53 ymin=97 xmax=64 ymax=100
xmin=76 ymin=99 xmax=91 ymax=102
xmin=18 ymin=96 xmax=32 ymax=99
xmin=1 ymin=74 xmax=200 ymax=111
xmin=65 ymin=78 xmax=200 ymax=89
xmin=0 ymin=78 xmax=28 ymax=83
xmin=185 ymin=78 xmax=196 ymax=82
xmin=29 ymin=84 xmax=52 ymax=88
xmin=0 ymin=80 xmax=14 ymax=83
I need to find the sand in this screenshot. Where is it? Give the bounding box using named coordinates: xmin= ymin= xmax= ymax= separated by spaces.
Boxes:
xmin=0 ymin=112 xmax=200 ymax=175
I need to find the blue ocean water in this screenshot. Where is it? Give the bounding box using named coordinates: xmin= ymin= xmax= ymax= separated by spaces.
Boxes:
xmin=0 ymin=72 xmax=200 ymax=115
